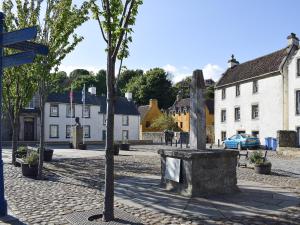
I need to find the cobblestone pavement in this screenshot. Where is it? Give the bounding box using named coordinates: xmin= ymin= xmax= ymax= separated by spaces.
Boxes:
xmin=2 ymin=145 xmax=300 ymax=224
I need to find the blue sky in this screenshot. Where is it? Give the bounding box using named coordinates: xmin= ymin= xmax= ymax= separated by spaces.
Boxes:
xmin=60 ymin=0 xmax=300 ymax=83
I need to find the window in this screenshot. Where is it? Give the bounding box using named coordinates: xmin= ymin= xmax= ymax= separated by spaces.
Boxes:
xmin=221 ymin=131 xmax=226 ymax=141
xmin=237 ymin=130 xmax=245 ymax=134
xmin=122 ymin=115 xmax=129 ymax=126
xmin=297 ymin=59 xmax=300 ymax=76
xmin=222 ymin=88 xmax=226 ymax=99
xmin=252 ymin=104 xmax=259 ymax=119
xmin=296 ymin=90 xmax=300 ymax=115
xmin=221 ymin=110 xmax=226 ymax=122
xmin=50 ymin=104 xmax=59 ymax=117
xmin=180 ymin=122 xmax=183 ymax=128
xmin=253 ymin=80 xmax=258 ymax=93
xmin=50 ymin=125 xmax=59 ymax=138
xmin=236 ymin=85 xmax=240 ymax=96
xmin=122 ymin=130 xmax=129 ymax=141
xmin=103 ymin=114 xmax=106 ymax=125
xmin=83 ymin=125 xmax=90 ymax=138
xmin=82 ymin=105 xmax=90 ymax=118
xmin=252 ymin=131 xmax=259 ymax=138
xmin=66 ymin=125 xmax=72 ymax=138
xmin=66 ymin=104 xmax=75 ymax=118
xmin=145 ymin=121 xmax=151 ymax=128
xmin=234 ymin=107 xmax=240 ymax=121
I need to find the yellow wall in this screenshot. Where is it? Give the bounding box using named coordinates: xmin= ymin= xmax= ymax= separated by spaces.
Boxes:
xmin=172 ymin=106 xmax=214 ymax=142
xmin=140 ymin=99 xmax=163 ymax=132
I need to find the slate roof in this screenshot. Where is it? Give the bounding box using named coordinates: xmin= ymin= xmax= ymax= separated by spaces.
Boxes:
xmin=169 ymin=98 xmax=214 ymax=114
xmin=216 ymin=47 xmax=290 ymax=87
xmin=47 ymin=92 xmax=139 ymax=115
xmin=138 ymin=105 xmax=150 ymax=121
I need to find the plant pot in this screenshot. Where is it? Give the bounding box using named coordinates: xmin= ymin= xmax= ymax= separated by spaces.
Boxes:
xmin=78 ymin=143 xmax=86 ymax=150
xmin=69 ymin=142 xmax=73 ymax=148
xmin=120 ymin=143 xmax=130 ymax=151
xmin=114 ymin=144 xmax=119 ymax=156
xmin=21 ymin=163 xmax=38 ymax=178
xmin=254 ymin=163 xmax=272 ymax=175
xmin=44 ymin=149 xmax=54 ymax=162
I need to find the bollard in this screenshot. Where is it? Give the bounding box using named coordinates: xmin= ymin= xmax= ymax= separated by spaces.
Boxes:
xmin=175 ymin=139 xmax=177 ymax=147
xmin=180 ymin=138 xmax=182 ymax=148
xmin=171 ymin=139 xmax=172 ymax=146
xmin=218 ymin=139 xmax=220 ymax=147
xmin=161 ymin=136 xmax=163 ymax=145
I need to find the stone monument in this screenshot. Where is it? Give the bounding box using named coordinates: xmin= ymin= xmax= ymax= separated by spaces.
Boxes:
xmin=158 ymin=70 xmax=239 ymax=197
xmin=72 ymin=117 xmax=84 ymax=149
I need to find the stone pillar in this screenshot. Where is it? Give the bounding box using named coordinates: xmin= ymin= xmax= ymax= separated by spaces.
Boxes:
xmin=189 ymin=70 xmax=206 ymax=150
xmin=72 ymin=126 xmax=83 ymax=149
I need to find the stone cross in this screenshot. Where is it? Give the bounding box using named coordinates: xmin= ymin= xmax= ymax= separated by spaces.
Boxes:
xmin=189 ymin=70 xmax=206 ymax=150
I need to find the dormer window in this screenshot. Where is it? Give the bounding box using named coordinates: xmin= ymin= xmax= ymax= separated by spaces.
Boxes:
xmin=297 ymin=58 xmax=300 ymax=76
xmin=222 ymin=88 xmax=226 ymax=100
xmin=236 ymin=85 xmax=240 ymax=97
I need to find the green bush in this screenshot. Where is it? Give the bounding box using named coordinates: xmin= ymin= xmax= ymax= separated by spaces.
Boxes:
xmin=24 ymin=152 xmax=39 ymax=167
xmin=249 ymin=151 xmax=271 ymax=166
xmin=17 ymin=146 xmax=27 ymax=158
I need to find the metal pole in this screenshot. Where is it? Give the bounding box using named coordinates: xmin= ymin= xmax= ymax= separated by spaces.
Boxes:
xmin=82 ymin=84 xmax=85 ymax=145
xmin=0 ymin=12 xmax=8 ymax=216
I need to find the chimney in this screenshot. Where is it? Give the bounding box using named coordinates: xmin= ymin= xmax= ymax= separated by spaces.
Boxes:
xmin=228 ymin=54 xmax=239 ymax=68
xmin=125 ymin=92 xmax=133 ymax=101
xmin=176 ymin=91 xmax=182 ymax=102
xmin=88 ymin=86 xmax=96 ymax=95
xmin=149 ymin=99 xmax=158 ymax=108
xmin=287 ymin=33 xmax=299 ymax=47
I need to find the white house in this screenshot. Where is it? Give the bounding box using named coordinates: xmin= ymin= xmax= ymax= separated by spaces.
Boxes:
xmin=17 ymin=89 xmax=140 ymax=143
xmin=215 ymin=33 xmax=300 ymax=145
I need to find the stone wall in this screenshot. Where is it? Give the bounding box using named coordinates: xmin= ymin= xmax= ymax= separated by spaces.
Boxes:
xmin=277 ymin=130 xmax=297 ymax=147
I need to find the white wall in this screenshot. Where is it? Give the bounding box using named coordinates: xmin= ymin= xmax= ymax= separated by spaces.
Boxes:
xmin=44 ymin=102 xmax=140 ymax=142
xmin=215 ymin=74 xmax=283 ymax=145
xmin=288 ymin=49 xmax=300 ymax=131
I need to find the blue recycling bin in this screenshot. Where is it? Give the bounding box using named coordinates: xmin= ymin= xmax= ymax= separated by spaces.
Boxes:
xmin=270 ymin=138 xmax=277 ymax=151
xmin=265 ymin=137 xmax=272 ymax=150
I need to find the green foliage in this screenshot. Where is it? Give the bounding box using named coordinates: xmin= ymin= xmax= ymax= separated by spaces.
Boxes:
xmin=24 ymin=152 xmax=39 ymax=167
xmin=70 ymin=69 xmax=90 ymax=80
xmin=126 ymin=68 xmax=176 ymax=109
xmin=249 ymin=151 xmax=271 ymax=165
xmin=151 ymin=113 xmax=180 ymax=131
xmin=51 ymin=71 xmax=69 ymax=93
xmin=95 ymin=70 xmax=107 ymax=96
xmin=173 ymin=76 xmax=191 ymax=99
xmin=17 ymin=146 xmax=27 ymax=158
xmin=117 ymin=69 xmax=143 ymax=95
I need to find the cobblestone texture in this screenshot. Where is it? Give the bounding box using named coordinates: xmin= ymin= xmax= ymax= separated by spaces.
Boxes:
xmin=3 ymin=146 xmax=300 ymax=224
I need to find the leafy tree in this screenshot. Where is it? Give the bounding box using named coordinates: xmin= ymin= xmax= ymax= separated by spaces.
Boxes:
xmin=205 ymin=85 xmax=215 ymax=100
xmin=126 ymin=68 xmax=175 ymax=109
xmin=51 ymin=71 xmax=69 ymax=93
xmin=90 ymin=0 xmax=143 ymax=221
xmin=173 ymin=76 xmax=191 ymax=99
xmin=71 ymin=74 xmax=96 ymax=92
xmin=117 ymin=69 xmax=143 ymax=95
xmin=69 ymin=69 xmax=90 ymax=80
xmin=95 ymin=69 xmax=107 ymax=96
xmin=151 ymin=113 xmax=180 ymax=131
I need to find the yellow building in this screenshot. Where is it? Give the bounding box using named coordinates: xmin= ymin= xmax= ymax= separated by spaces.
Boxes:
xmin=138 ymin=99 xmax=163 ymax=132
xmin=168 ymin=97 xmax=215 ymax=142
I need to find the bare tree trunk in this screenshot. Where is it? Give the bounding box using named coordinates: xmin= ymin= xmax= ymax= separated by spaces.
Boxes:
xmin=11 ymin=118 xmax=19 ymax=165
xmin=103 ymin=51 xmax=115 ymax=221
xmin=37 ymin=88 xmax=45 ymax=179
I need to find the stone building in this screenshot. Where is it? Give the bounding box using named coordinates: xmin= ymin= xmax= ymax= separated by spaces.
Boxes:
xmin=215 ymin=33 xmax=300 ymax=145
xmin=138 ymin=99 xmax=163 ymax=132
xmin=168 ymin=96 xmax=215 ymax=142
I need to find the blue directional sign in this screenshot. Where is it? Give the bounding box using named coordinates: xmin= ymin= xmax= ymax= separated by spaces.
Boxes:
xmin=0 ymin=11 xmax=49 ymax=216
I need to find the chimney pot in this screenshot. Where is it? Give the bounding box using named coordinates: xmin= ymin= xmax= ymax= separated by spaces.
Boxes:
xmin=149 ymin=99 xmax=158 ymax=108
xmin=125 ymin=92 xmax=133 ymax=101
xmin=228 ymin=54 xmax=239 ymax=68
xmin=287 ymin=33 xmax=299 ymax=47
xmin=88 ymin=87 xmax=96 ymax=95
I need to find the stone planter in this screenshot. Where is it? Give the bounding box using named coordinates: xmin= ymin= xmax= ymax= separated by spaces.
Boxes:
xmin=114 ymin=144 xmax=120 ymax=156
xmin=120 ymin=143 xmax=130 ymax=151
xmin=21 ymin=163 xmax=38 ymax=178
xmin=44 ymin=149 xmax=54 ymax=162
xmin=78 ymin=143 xmax=87 ymax=150
xmin=254 ymin=163 xmax=272 ymax=175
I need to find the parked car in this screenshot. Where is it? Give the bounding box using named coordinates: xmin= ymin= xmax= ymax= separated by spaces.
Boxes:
xmin=223 ymin=134 xmax=260 ymax=150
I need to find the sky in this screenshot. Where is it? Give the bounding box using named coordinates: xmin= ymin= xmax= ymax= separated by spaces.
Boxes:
xmin=59 ymin=0 xmax=300 ymax=83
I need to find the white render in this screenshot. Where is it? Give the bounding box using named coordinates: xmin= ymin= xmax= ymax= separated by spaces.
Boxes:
xmin=44 ymin=102 xmax=140 ymax=142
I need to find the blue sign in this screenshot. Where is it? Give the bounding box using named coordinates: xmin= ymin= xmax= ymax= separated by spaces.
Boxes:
xmin=3 ymin=51 xmax=35 ymax=68
xmin=2 ymin=26 xmax=38 ymax=46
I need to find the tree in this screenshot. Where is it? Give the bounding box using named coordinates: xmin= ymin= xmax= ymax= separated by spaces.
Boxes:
xmin=151 ymin=113 xmax=180 ymax=131
xmin=51 ymin=71 xmax=69 ymax=93
xmin=95 ymin=69 xmax=107 ymax=96
xmin=117 ymin=69 xmax=143 ymax=95
xmin=71 ymin=74 xmax=96 ymax=92
xmin=2 ymin=1 xmax=41 ymax=165
xmin=126 ymin=68 xmax=175 ymax=109
xmin=69 ymin=69 xmax=90 ymax=80
xmin=90 ymin=0 xmax=143 ymax=221
xmin=173 ymin=76 xmax=191 ymax=99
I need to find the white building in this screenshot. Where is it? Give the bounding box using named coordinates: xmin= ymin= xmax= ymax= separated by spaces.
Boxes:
xmin=16 ymin=89 xmax=140 ymax=143
xmin=215 ymin=33 xmax=300 ymax=145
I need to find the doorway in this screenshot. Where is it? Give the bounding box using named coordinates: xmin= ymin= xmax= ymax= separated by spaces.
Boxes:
xmin=24 ymin=118 xmax=34 ymax=141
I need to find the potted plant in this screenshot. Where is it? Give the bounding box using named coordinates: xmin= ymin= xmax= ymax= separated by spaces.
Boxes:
xmin=249 ymin=151 xmax=272 ymax=175
xmin=78 ymin=143 xmax=87 ymax=150
xmin=21 ymin=152 xmax=39 ymax=178
xmin=16 ymin=146 xmax=27 ymax=158
xmin=43 ymin=148 xmax=54 ymax=162
xmin=114 ymin=144 xmax=120 ymax=155
xmin=120 ymin=139 xmax=130 ymax=151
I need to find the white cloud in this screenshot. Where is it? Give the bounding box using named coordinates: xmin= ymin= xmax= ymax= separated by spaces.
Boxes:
xmin=163 ymin=64 xmax=177 ymax=74
xmin=202 ymin=64 xmax=224 ymax=81
xmin=58 ymin=65 xmax=105 ymax=76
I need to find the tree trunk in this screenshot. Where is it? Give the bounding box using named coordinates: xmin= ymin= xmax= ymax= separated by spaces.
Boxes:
xmin=11 ymin=116 xmax=19 ymax=165
xmin=37 ymin=93 xmax=45 ymax=179
xmin=103 ymin=52 xmax=115 ymax=221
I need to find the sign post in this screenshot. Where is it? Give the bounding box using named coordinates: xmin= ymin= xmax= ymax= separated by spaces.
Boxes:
xmin=0 ymin=12 xmax=48 ymax=216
